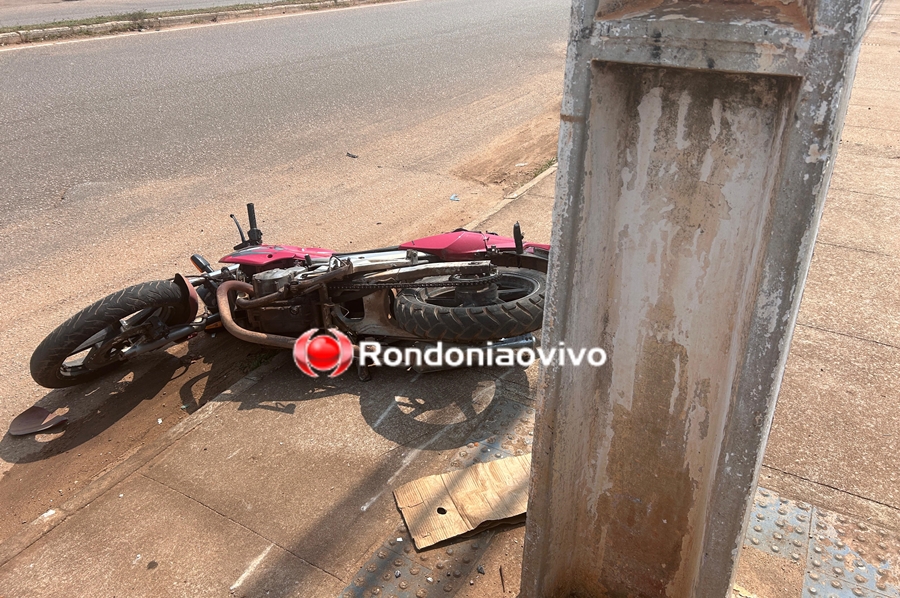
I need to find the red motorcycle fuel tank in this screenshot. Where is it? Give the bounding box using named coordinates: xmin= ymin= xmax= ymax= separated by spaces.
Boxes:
xmin=220 ymin=244 xmax=334 ymax=266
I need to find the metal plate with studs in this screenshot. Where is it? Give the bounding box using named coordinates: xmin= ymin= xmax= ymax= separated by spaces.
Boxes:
xmin=803 ymin=569 xmax=881 ymax=597
xmin=450 ymin=438 xmax=515 ymax=470
xmin=807 ymin=509 xmax=900 ymax=598
xmin=340 ymin=525 xmax=494 ymax=598
xmin=451 ymin=398 xmax=535 ymax=469
xmin=341 ymin=396 xmax=534 ymax=597
xmin=743 ymin=487 xmax=812 ymax=562
xmin=340 ymin=549 xmax=426 ymax=598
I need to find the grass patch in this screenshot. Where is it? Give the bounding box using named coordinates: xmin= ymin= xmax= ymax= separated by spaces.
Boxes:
xmin=531 ymin=157 xmax=558 ymax=179
xmin=0 ymin=0 xmax=322 ymax=34
xmin=239 ymin=349 xmax=278 ymax=374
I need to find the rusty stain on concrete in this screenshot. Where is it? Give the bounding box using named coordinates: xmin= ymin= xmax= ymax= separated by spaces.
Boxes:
xmin=595 ymin=338 xmax=694 ymax=596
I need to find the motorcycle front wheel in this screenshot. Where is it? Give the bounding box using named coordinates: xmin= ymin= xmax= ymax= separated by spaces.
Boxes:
xmin=30 ymin=280 xmax=189 ymax=389
xmin=393 ymin=267 xmax=545 ymax=342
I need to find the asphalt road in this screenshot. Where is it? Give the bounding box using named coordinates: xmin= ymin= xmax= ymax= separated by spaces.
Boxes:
xmin=0 ymin=0 xmax=565 ymax=237
xmin=0 ymin=0 xmax=569 ymax=284
xmin=0 ymin=0 xmax=567 ymax=487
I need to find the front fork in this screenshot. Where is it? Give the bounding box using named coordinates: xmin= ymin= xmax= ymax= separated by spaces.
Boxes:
xmin=123 ymin=263 xmax=234 ymax=361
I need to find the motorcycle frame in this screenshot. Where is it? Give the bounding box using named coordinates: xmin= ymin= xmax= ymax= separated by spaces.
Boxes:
xmin=136 ymin=204 xmax=551 ymax=358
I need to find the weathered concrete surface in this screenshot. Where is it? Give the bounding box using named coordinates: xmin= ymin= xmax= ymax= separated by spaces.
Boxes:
xmin=520 ymin=0 xmax=873 ymax=591
xmin=531 ymin=65 xmax=797 ymax=597
xmin=0 ymin=472 xmax=342 ymax=597
xmin=141 ymin=369 xmax=495 ymax=581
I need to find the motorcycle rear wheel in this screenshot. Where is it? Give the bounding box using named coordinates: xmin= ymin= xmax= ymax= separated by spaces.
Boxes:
xmin=393 ymin=267 xmax=545 ymax=342
xmin=30 ymin=280 xmax=189 ymax=389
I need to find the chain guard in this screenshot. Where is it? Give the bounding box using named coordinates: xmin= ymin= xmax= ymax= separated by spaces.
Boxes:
xmin=328 ymin=271 xmax=501 ymax=291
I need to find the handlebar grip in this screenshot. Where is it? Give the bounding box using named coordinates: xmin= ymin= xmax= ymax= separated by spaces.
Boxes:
xmin=247 ymin=203 xmax=258 ymax=230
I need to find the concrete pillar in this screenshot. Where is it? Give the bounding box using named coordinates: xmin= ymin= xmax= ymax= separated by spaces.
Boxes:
xmin=520 ymin=0 xmax=871 ymax=594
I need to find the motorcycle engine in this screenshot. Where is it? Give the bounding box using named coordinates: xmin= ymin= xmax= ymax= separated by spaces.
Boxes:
xmin=247 ymin=266 xmax=320 ymax=335
xmin=251 ymin=266 xmax=307 ymax=297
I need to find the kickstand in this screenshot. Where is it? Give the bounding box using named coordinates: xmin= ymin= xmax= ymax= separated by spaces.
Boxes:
xmin=357 ymin=361 xmax=372 ymax=382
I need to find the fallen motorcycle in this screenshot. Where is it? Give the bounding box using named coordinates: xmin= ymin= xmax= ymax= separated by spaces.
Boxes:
xmin=30 ymin=204 xmax=550 ymax=388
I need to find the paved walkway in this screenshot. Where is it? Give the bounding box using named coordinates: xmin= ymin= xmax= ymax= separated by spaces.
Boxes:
xmin=0 ymin=0 xmax=280 ymax=28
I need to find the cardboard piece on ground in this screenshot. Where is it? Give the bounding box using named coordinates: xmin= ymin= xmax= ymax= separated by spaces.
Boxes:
xmin=393 ymin=453 xmax=531 ymax=549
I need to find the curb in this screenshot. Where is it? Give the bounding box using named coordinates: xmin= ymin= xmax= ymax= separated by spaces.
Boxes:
xmin=0 ymin=351 xmax=290 ymax=569
xmin=463 ymin=164 xmax=557 ymax=231
xmin=0 ymin=0 xmax=385 ymax=46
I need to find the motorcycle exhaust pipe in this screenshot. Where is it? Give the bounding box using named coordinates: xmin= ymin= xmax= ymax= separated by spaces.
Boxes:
xmin=409 ymin=334 xmax=536 ymax=374
xmin=216 ymin=280 xmax=298 ymax=350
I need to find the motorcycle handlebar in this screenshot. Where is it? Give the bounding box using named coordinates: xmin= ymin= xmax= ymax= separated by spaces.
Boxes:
xmin=247 ymin=203 xmax=258 ymax=230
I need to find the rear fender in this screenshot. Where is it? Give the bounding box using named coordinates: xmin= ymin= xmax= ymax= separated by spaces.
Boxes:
xmin=172 ymin=273 xmax=200 ymax=325
xmin=489 ymin=250 xmax=549 ymax=273
xmin=400 ymin=230 xmax=551 ymax=262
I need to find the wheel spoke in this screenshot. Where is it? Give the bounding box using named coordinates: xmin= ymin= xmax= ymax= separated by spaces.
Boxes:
xmin=64 ymin=311 xmax=161 ymax=374
xmin=426 ymin=296 xmax=463 ymax=307
xmin=497 ymin=289 xmax=526 ymax=300
xmin=70 ymin=325 xmax=118 ymax=354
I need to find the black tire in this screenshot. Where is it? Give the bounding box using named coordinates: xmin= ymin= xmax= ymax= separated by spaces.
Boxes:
xmin=30 ymin=280 xmax=188 ymax=389
xmin=393 ymin=267 xmax=545 ymax=342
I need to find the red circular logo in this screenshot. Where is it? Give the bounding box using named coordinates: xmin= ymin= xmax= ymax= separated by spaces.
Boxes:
xmin=293 ymin=329 xmax=353 ymax=378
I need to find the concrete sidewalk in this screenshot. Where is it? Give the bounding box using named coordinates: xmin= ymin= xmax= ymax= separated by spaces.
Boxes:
xmin=0 ymin=0 xmax=304 ymax=28
xmin=0 ymin=348 xmax=546 ymax=597
xmin=0 ymin=3 xmax=897 ymax=597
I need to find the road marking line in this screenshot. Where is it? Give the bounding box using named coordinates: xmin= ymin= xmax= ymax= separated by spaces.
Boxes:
xmin=360 ymin=424 xmax=452 ymax=512
xmin=230 ymin=543 xmax=274 ymax=590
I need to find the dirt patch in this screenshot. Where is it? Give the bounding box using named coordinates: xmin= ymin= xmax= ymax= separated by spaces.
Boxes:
xmin=732 ymin=545 xmax=804 ymax=598
xmin=452 ymin=104 xmax=560 ymax=196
